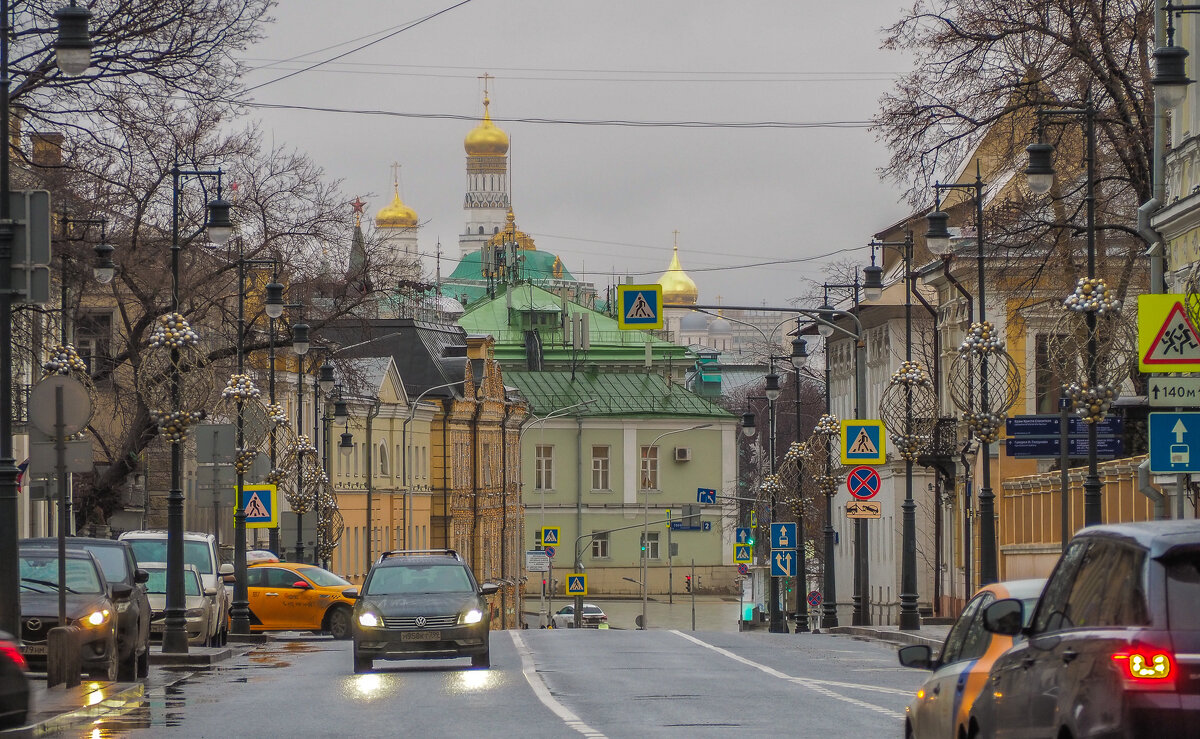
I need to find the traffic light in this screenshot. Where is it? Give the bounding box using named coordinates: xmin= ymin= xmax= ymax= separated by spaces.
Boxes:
xmin=747 ymin=534 xmax=755 ymax=546
xmin=685 ymin=575 xmax=692 ymax=593
xmin=665 ymin=508 xmax=671 ymax=528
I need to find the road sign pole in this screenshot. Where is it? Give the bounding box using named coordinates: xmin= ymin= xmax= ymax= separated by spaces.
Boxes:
xmin=1060 ymin=398 xmax=1070 ymax=552
xmin=691 ymin=558 xmax=696 ymax=631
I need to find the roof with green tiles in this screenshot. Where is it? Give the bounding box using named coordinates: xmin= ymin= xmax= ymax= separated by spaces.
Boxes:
xmin=505 ymin=370 xmax=733 ymax=418
xmin=448 ymin=249 xmax=576 ymax=283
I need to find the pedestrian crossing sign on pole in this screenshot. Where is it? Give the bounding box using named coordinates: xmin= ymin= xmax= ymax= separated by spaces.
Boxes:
xmin=541 ymin=527 xmax=560 ymax=546
xmin=840 ymin=420 xmax=887 ymax=465
xmin=733 ymin=544 xmax=753 ymax=563
xmin=566 ymin=573 xmax=588 ymax=596
xmin=616 ymin=284 xmax=663 ymax=330
xmin=237 ymin=484 xmax=277 ymax=529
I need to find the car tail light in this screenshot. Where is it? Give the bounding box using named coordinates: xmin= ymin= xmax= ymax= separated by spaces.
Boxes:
xmin=0 ymin=640 xmax=26 ymax=671
xmin=1113 ymin=650 xmax=1175 ymax=690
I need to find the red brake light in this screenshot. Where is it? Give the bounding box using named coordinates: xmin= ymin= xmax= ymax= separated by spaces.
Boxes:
xmin=0 ymin=640 xmax=26 ymax=671
xmin=1113 ymin=650 xmax=1174 ymax=687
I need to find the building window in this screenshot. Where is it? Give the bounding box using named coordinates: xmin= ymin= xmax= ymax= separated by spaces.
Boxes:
xmin=591 ymin=532 xmax=609 ymax=559
xmin=535 ymin=444 xmax=554 ymax=490
xmin=640 ymin=531 xmax=660 ymax=559
xmin=591 ymin=446 xmax=610 ymax=490
xmin=378 ymin=443 xmax=389 ymax=476
xmin=75 ymin=312 xmax=113 ymax=378
xmin=1035 ymin=334 xmax=1067 ymax=414
xmin=640 ymin=446 xmax=659 ymax=490
xmin=482 ymin=442 xmax=494 ymax=486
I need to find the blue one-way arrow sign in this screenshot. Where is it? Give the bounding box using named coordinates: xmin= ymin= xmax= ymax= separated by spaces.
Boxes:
xmin=735 ymin=527 xmax=752 ymax=544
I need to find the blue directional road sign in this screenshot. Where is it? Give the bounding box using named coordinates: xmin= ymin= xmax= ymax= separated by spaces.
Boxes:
xmin=735 ymin=527 xmax=752 ymax=544
xmin=1005 ymin=437 xmax=1124 ymax=459
xmin=771 ymin=550 xmax=797 ymax=577
xmin=771 ymin=522 xmax=797 ymax=550
xmin=697 ymin=488 xmax=717 ymax=504
xmin=1149 ymin=412 xmax=1200 ymax=473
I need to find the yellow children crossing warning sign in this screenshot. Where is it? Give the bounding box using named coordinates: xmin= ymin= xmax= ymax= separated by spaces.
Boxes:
xmin=1139 ymin=294 xmax=1200 ymax=373
xmin=617 ymin=284 xmax=663 ymax=330
xmin=840 ymin=420 xmax=886 ymax=465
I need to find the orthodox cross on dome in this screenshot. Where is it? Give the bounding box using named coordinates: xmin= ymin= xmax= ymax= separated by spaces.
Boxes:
xmin=390 ymin=161 xmax=401 ymax=191
xmin=350 ymin=196 xmax=365 ymax=227
xmin=479 ymin=72 xmax=494 ymax=98
xmin=673 ymin=229 xmax=680 ymax=252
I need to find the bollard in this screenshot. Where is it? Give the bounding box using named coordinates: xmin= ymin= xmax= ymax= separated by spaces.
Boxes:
xmin=46 ymin=625 xmax=81 ymax=688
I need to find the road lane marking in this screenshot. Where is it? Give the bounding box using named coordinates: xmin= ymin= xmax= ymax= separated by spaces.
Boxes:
xmin=670 ymin=631 xmax=907 ymax=719
xmin=510 ymin=632 xmax=607 ymax=738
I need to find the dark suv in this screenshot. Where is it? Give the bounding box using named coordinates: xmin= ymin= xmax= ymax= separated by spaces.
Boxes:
xmin=975 ymin=520 xmax=1200 ymax=739
xmin=347 ymin=550 xmax=498 ymax=673
xmin=24 ymin=537 xmax=150 ymax=680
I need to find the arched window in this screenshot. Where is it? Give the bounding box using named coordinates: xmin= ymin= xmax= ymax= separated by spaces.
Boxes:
xmin=478 ymin=226 xmax=484 ymax=235
xmin=378 ymin=442 xmax=389 ymax=476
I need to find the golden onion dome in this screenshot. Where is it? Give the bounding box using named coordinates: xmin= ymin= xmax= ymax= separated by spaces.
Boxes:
xmin=375 ymin=186 xmax=418 ymax=229
xmin=464 ymin=96 xmax=509 ymax=156
xmin=657 ymin=244 xmax=698 ymax=305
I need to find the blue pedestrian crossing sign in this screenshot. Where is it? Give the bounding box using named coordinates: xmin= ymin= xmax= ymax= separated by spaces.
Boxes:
xmin=541 ymin=527 xmax=560 ymax=546
xmin=771 ymin=550 xmax=797 ymax=577
xmin=735 ymin=527 xmax=752 ymax=545
xmin=840 ymin=420 xmax=887 ymax=465
xmin=771 ymin=522 xmax=797 ymax=550
xmin=238 ymin=484 xmax=277 ymax=529
xmin=1149 ymin=412 xmax=1200 ymax=473
xmin=616 ymin=284 xmax=663 ymax=330
xmin=733 ymin=544 xmax=753 ymax=563
xmin=697 ymin=488 xmax=717 ymax=504
xmin=566 ymin=573 xmax=588 ymax=596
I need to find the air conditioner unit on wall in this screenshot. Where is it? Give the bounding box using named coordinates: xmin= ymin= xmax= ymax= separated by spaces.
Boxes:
xmin=674 ymin=447 xmax=691 ymax=462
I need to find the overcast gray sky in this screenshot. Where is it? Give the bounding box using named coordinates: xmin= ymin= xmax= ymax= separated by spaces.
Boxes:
xmin=241 ymin=0 xmax=914 ymax=306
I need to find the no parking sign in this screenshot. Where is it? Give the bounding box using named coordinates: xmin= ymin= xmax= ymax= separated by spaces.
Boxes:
xmin=846 ymin=466 xmax=881 ymax=500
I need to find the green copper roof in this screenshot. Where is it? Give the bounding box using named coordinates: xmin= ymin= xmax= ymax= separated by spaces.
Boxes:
xmin=448 ymin=249 xmax=576 ymax=282
xmin=506 ymin=370 xmax=733 ymax=418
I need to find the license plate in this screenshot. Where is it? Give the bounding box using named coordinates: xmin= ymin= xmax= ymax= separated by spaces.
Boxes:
xmin=400 ymin=630 xmax=440 ymax=642
xmin=22 ymin=644 xmax=47 ymax=655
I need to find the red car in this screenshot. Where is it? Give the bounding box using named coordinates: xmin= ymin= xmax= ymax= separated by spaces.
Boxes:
xmin=0 ymin=630 xmax=29 ymax=730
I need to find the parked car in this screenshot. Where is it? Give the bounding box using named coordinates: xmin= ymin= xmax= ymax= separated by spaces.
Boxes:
xmin=119 ymin=530 xmax=232 ymax=646
xmin=141 ymin=563 xmax=216 ymax=646
xmin=974 ymin=520 xmax=1200 ymax=738
xmin=898 ymin=578 xmax=1045 ymax=739
xmin=348 ymin=549 xmax=498 ymax=673
xmin=0 ymin=630 xmax=29 ymax=730
xmin=17 ymin=546 xmax=119 ymax=679
xmin=551 ymin=603 xmax=608 ymax=629
xmin=244 ymin=561 xmax=356 ymax=639
xmin=22 ymin=537 xmax=150 ymax=680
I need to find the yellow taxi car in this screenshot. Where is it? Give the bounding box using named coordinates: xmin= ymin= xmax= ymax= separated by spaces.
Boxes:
xmin=898 ymin=578 xmax=1045 ymax=739
xmin=243 ymin=561 xmax=357 ymax=639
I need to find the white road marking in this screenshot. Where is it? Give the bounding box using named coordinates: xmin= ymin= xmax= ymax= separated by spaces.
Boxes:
xmin=510 ymin=631 xmax=607 ymax=738
xmin=671 ymin=631 xmax=907 ymax=718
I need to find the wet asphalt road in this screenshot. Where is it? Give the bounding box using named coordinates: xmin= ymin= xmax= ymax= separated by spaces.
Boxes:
xmin=73 ymin=630 xmax=923 ymax=738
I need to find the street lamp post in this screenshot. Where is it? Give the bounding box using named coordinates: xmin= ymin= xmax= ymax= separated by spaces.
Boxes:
xmin=0 ymin=0 xmax=93 ymax=641
xmin=291 ymin=319 xmax=310 ymax=563
xmin=639 ymin=424 xmax=712 ymax=631
xmin=263 ymin=279 xmax=285 ymax=554
xmin=790 ymin=331 xmax=810 ymax=632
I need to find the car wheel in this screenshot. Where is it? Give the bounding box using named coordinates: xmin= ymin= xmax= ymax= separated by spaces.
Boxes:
xmin=326 ymin=606 xmax=352 ymax=640
xmin=471 ymin=649 xmax=490 ymax=668
xmin=352 ymin=647 xmax=372 ymax=674
xmin=118 ymin=641 xmax=138 ymax=681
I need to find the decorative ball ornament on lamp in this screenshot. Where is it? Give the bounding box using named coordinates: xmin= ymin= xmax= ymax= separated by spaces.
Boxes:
xmin=947 ymin=322 xmax=1022 ymax=443
xmin=879 ymin=360 xmax=938 ymax=461
xmin=1046 ymin=282 xmax=1136 ymax=424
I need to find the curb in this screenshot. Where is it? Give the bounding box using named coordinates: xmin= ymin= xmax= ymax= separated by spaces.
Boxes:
xmin=15 ymin=681 xmax=146 ymax=739
xmin=827 ymin=625 xmax=943 ymax=649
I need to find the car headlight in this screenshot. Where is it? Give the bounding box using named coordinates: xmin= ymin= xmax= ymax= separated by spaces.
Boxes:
xmin=83 ymin=609 xmax=110 ymax=627
xmin=185 ymin=609 xmax=204 ymax=619
xmin=116 ymin=600 xmax=131 ymax=613
xmin=461 ymin=609 xmax=483 ymax=625
xmin=358 ymin=611 xmax=381 ymax=628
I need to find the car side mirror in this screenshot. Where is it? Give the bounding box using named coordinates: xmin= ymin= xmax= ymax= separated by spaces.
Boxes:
xmin=897 ymin=644 xmax=934 ymax=670
xmin=223 ymin=574 xmax=235 ymax=584
xmin=111 ymin=583 xmax=134 ymax=601
xmin=292 ymin=580 xmax=311 ymax=590
xmin=218 ymin=563 xmax=234 ymax=576
xmin=204 ymin=588 xmax=218 ymax=597
xmin=134 ymin=569 xmax=150 ymax=585
xmin=983 ymin=598 xmax=1025 ymax=636
xmin=341 ymin=588 xmax=359 ymax=600
xmin=479 ymin=583 xmax=500 ymax=596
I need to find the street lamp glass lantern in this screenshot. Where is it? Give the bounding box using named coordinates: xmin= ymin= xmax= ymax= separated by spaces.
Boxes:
xmin=264 ymin=282 xmax=285 ymax=319
xmin=92 ymin=241 xmax=115 ymax=284
xmin=318 ymin=362 xmax=335 ymax=394
xmin=764 ymin=371 xmax=781 ymax=402
xmin=1153 ymin=43 xmax=1192 ymax=110
xmin=53 ymin=3 xmax=93 ymax=76
xmin=1024 ymin=142 xmax=1056 ymax=195
xmin=333 ymin=396 xmax=348 ymax=422
xmin=291 ymin=323 xmax=310 ymax=356
xmin=339 ymin=431 xmax=354 ymax=456
xmin=206 ymin=197 xmax=233 ymax=245
xmin=862 ymin=262 xmax=884 ymax=302
xmin=924 ymin=210 xmax=953 ymax=255
xmin=790 ymin=336 xmax=809 ymax=369
xmin=816 ymin=302 xmax=836 ymax=338
xmin=741 ymin=411 xmax=756 ymax=437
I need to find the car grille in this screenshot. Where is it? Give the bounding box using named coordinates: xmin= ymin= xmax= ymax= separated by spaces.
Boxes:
xmin=21 ymin=616 xmax=59 ymax=643
xmin=382 ymin=615 xmax=458 ymax=630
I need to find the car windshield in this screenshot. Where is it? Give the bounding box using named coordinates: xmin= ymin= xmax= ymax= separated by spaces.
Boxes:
xmin=365 ymin=564 xmax=473 ymax=595
xmin=143 ymin=568 xmax=201 ymax=596
xmin=19 ymin=556 xmax=103 ymax=594
xmin=297 ymin=567 xmax=350 ymax=588
xmin=1165 ymin=553 xmax=1200 ymax=629
xmin=78 ymin=545 xmax=129 ymax=584
xmin=129 ymin=539 xmax=214 ymax=575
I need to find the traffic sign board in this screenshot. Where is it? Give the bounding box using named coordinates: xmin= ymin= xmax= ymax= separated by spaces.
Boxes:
xmin=1004 ymin=437 xmax=1124 ymax=459
xmin=616 ymin=284 xmax=663 ymax=330
xmin=840 ymin=420 xmax=886 ymax=464
xmin=733 ymin=544 xmax=753 ymax=563
xmin=807 ymin=590 xmax=822 ymax=608
xmin=565 ymin=573 xmax=587 ymax=596
xmin=735 ymin=527 xmax=752 ymax=545
xmin=526 ymin=550 xmax=550 ymax=573
xmin=737 ymin=563 xmax=749 ymax=576
xmin=1005 ymin=415 xmax=1123 ymax=437
xmin=541 ymin=527 xmax=560 ymax=546
xmin=1138 ymin=294 xmax=1200 ymax=372
xmin=846 ymin=466 xmax=882 ymax=500
xmin=846 ymin=500 xmax=882 ymax=518
xmin=1149 ymin=376 xmax=1200 ymax=407
xmin=239 ymin=484 xmax=277 ymax=528
xmin=697 ymin=488 xmax=717 ymax=504
xmin=544 ymin=546 xmax=555 ymax=559
xmin=771 ymin=550 xmax=796 ymax=577
xmin=771 ymin=522 xmax=797 ymax=550
xmin=1149 ymin=412 xmax=1200 ymax=473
